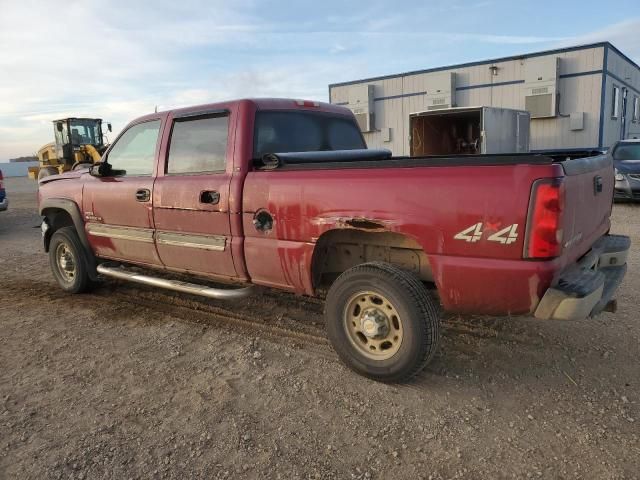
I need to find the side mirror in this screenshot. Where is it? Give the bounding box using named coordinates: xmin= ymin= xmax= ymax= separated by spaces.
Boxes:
xmin=56 ymin=122 xmax=63 ymax=132
xmin=89 ymin=163 xmax=108 ymax=177
xmin=107 ymin=123 xmax=112 ymax=132
xmin=89 ymin=162 xmax=125 ymax=178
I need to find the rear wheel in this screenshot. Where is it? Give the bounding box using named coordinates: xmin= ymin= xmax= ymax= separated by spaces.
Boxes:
xmin=325 ymin=262 xmax=440 ymax=382
xmin=49 ymin=226 xmax=94 ymax=293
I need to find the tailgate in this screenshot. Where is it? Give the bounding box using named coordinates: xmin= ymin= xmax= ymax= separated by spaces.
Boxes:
xmin=559 ymin=154 xmax=613 ymax=264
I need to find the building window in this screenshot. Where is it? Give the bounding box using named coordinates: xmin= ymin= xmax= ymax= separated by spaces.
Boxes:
xmin=611 ymin=86 xmax=620 ymax=119
xmin=634 ymin=96 xmax=640 ymax=123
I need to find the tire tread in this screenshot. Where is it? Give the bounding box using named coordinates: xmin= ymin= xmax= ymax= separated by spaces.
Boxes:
xmin=49 ymin=226 xmax=94 ymax=294
xmin=325 ymin=261 xmax=440 ymax=382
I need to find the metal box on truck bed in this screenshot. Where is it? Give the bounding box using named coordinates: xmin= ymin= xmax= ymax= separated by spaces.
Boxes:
xmin=409 ymin=106 xmax=530 ymax=156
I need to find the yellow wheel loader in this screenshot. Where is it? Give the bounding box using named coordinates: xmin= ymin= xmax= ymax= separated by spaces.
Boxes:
xmin=30 ymin=118 xmax=112 ymax=181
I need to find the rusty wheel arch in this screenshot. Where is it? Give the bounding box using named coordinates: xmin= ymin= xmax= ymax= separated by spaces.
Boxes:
xmin=40 ymin=199 xmax=99 ymax=280
xmin=311 ymin=228 xmax=433 ymax=292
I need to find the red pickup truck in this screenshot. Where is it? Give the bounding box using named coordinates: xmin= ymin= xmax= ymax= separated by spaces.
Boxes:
xmin=38 ymin=98 xmax=630 ymax=382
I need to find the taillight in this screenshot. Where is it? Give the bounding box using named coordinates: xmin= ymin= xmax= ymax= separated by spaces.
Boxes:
xmin=524 ymin=178 xmax=564 ymax=259
xmin=0 ymin=170 xmax=3 ymax=189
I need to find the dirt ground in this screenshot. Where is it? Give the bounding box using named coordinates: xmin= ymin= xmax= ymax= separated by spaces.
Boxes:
xmin=0 ymin=176 xmax=638 ymax=480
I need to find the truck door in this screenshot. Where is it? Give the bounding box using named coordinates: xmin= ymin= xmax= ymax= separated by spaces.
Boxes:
xmin=152 ymin=111 xmax=237 ymax=279
xmin=82 ymin=119 xmax=163 ymax=266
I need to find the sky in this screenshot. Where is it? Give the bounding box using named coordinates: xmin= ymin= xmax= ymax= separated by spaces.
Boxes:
xmin=0 ymin=0 xmax=639 ymax=161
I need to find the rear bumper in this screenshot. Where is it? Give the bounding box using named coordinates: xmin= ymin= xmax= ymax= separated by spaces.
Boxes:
xmin=534 ymin=234 xmax=630 ymax=320
xmin=0 ymin=197 xmax=8 ymax=211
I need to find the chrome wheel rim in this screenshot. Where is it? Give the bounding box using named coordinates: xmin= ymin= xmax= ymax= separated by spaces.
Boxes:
xmin=343 ymin=291 xmax=403 ymax=360
xmin=55 ymin=242 xmax=76 ymax=282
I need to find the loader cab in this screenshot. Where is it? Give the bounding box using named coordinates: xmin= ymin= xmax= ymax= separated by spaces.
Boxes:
xmin=53 ymin=118 xmax=110 ymax=164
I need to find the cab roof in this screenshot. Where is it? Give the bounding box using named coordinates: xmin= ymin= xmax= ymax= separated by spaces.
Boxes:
xmin=130 ymin=98 xmax=354 ymax=125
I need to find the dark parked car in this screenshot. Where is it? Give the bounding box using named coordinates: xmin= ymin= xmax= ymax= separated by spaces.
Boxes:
xmin=613 ymin=139 xmax=640 ymax=201
xmin=0 ymin=169 xmax=8 ymax=212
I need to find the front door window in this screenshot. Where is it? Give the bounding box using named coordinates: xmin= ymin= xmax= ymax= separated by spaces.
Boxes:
xmin=107 ymin=120 xmax=161 ymax=176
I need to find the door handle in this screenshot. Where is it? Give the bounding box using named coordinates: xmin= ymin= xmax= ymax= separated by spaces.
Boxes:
xmin=200 ymin=190 xmax=220 ymax=205
xmin=135 ymin=189 xmax=151 ymax=202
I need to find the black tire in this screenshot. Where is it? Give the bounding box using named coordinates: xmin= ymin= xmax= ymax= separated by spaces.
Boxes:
xmin=49 ymin=226 xmax=94 ymax=294
xmin=325 ymin=262 xmax=440 ymax=382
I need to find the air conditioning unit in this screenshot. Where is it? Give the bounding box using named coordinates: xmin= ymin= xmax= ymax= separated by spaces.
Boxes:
xmin=426 ymin=72 xmax=456 ymax=110
xmin=347 ymin=84 xmax=375 ymax=132
xmin=524 ymin=57 xmax=560 ymax=118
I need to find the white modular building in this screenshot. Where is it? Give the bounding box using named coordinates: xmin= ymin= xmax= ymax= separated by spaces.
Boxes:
xmin=329 ymin=42 xmax=640 ymax=154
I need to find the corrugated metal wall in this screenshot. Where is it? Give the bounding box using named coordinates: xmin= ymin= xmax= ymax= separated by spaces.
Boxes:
xmin=330 ymin=43 xmax=640 ymax=154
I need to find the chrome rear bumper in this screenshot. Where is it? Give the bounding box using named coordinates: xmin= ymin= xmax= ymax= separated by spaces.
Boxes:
xmin=534 ymin=234 xmax=630 ymax=320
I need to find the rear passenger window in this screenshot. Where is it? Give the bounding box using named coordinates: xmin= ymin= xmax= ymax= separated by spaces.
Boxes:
xmin=167 ymin=115 xmax=229 ymax=174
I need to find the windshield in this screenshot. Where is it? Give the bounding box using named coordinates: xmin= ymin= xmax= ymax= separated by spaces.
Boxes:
xmin=69 ymin=119 xmax=103 ymax=146
xmin=253 ymin=111 xmax=365 ymax=159
xmin=613 ymin=143 xmax=640 ymax=161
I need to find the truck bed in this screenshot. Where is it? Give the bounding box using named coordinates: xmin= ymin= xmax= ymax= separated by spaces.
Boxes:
xmin=244 ymin=148 xmax=614 ymax=316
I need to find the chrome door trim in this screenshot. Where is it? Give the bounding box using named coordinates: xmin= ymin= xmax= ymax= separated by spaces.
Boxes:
xmin=155 ymin=231 xmax=226 ymax=251
xmin=86 ymin=223 xmax=154 ymax=243
xmin=86 ymin=224 xmax=227 ymax=251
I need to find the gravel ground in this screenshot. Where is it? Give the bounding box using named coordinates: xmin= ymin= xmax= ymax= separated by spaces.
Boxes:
xmin=0 ymin=176 xmax=638 ymax=479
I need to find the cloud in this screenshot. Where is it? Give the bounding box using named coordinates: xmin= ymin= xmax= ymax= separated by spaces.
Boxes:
xmin=0 ymin=0 xmax=254 ymax=159
xmin=0 ymin=0 xmax=371 ymax=158
xmin=562 ymin=18 xmax=640 ymax=63
xmin=330 ymin=44 xmax=348 ymax=54
xmin=1 ymin=1 xmax=638 ymax=160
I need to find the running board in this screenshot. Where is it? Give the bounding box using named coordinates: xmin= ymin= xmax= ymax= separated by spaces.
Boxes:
xmin=96 ymin=264 xmax=256 ymax=300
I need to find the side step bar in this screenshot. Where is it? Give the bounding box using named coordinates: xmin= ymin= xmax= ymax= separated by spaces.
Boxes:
xmin=96 ymin=264 xmax=256 ymax=300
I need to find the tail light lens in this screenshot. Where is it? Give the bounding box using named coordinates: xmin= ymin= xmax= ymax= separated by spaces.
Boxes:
xmin=525 ymin=178 xmax=564 ymax=259
xmin=0 ymin=170 xmax=4 ymax=189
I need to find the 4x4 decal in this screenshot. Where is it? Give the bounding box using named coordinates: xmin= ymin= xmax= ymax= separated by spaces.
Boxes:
xmin=453 ymin=222 xmax=483 ymax=243
xmin=454 ymin=223 xmax=519 ymax=244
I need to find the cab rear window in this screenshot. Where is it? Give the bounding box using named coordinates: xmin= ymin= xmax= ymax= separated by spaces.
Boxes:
xmin=253 ymin=111 xmax=365 ymax=159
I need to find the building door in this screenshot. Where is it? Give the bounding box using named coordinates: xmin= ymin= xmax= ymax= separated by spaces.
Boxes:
xmin=152 ymin=112 xmax=237 ymax=279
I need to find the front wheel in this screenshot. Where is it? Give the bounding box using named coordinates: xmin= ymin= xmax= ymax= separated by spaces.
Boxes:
xmin=49 ymin=226 xmax=95 ymax=293
xmin=325 ymin=262 xmax=440 ymax=382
